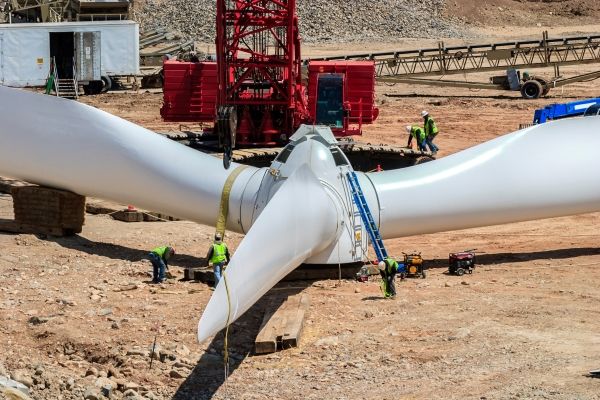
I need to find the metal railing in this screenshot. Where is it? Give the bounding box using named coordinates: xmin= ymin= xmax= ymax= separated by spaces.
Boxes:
xmin=72 ymin=56 xmax=78 ymax=99
xmin=305 ymin=31 xmax=600 ymax=80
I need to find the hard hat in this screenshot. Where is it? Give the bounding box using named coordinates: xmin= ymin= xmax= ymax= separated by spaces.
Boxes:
xmin=405 ymin=125 xmax=412 ymax=133
xmin=214 ymin=233 xmax=222 ymax=241
xmin=421 ymin=110 xmax=429 ymax=117
xmin=378 ymin=261 xmax=386 ymax=271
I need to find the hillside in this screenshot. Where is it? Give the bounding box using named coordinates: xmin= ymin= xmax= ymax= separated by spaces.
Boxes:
xmin=133 ymin=0 xmax=469 ymax=43
xmin=446 ymin=0 xmax=600 ymax=30
xmin=133 ymin=0 xmax=599 ymax=44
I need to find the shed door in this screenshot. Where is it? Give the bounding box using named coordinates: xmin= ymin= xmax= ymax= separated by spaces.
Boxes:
xmin=0 ymin=32 xmax=4 ymax=84
xmin=75 ymin=31 xmax=101 ymax=81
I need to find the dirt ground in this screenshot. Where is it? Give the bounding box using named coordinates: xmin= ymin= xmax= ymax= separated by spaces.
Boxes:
xmin=2 ymin=24 xmax=600 ymax=400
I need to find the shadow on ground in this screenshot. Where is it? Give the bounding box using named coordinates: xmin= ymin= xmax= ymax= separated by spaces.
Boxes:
xmin=173 ymin=283 xmax=310 ymax=400
xmin=424 ymin=247 xmax=600 ymax=270
xmin=45 ymin=234 xmax=204 ymax=269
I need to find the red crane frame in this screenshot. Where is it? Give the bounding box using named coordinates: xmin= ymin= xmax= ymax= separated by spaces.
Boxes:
xmin=216 ymin=0 xmax=308 ymax=145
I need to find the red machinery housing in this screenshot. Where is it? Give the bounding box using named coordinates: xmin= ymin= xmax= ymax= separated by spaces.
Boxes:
xmin=162 ymin=61 xmax=218 ymax=123
xmin=307 ymin=61 xmax=379 ymax=136
xmin=160 ymin=0 xmax=379 ymax=147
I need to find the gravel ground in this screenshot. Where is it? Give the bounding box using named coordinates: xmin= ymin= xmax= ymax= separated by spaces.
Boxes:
xmin=134 ymin=0 xmax=469 ymax=44
xmin=2 ymin=28 xmax=600 ymax=400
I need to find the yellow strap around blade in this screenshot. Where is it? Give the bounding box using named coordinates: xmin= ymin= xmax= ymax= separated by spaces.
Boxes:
xmin=215 ymin=165 xmax=248 ymax=388
xmin=215 ymin=165 xmax=248 ymax=238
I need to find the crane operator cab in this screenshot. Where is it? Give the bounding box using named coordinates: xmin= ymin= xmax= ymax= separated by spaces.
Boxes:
xmin=315 ymin=73 xmax=345 ymax=129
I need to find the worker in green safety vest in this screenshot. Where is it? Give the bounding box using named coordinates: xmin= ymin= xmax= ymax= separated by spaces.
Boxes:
xmin=148 ymin=246 xmax=175 ymax=284
xmin=406 ymin=125 xmax=427 ymax=152
xmin=378 ymin=257 xmax=400 ymax=299
xmin=206 ymin=232 xmax=230 ymax=289
xmin=422 ymin=110 xmax=440 ymax=154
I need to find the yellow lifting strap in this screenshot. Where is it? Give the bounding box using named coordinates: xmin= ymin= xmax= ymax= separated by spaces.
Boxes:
xmin=214 ymin=165 xmax=248 ymax=385
xmin=215 ymin=165 xmax=249 ymax=238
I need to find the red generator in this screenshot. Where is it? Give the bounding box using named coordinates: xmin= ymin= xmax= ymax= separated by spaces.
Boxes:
xmin=448 ymin=250 xmax=477 ymax=276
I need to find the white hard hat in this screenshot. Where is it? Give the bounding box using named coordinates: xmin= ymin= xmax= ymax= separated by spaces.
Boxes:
xmin=405 ymin=125 xmax=412 ymax=133
xmin=421 ymin=110 xmax=429 ymax=117
xmin=378 ymin=261 xmax=386 ymax=271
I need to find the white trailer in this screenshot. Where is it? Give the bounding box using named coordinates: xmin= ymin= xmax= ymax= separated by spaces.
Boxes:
xmin=0 ymin=20 xmax=139 ymax=93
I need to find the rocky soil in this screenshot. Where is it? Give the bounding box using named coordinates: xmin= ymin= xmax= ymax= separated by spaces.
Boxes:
xmin=2 ymin=28 xmax=600 ymax=400
xmin=1 ymin=205 xmax=599 ymax=400
xmin=134 ymin=0 xmax=468 ymax=44
xmin=445 ymin=0 xmax=600 ymax=31
xmin=132 ymin=0 xmax=600 ymax=45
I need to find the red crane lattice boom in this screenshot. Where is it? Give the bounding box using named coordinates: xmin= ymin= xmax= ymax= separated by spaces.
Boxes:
xmin=216 ymin=0 xmax=308 ymax=146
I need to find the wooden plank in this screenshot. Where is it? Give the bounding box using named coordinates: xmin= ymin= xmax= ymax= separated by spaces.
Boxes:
xmin=254 ymin=298 xmax=281 ymax=354
xmin=86 ymin=200 xmax=180 ymax=222
xmin=192 ymin=268 xmax=213 ymax=283
xmin=111 ymin=210 xmax=144 ymax=222
xmin=187 ymin=264 xmax=361 ymax=283
xmin=281 ymin=294 xmax=310 ymax=349
xmin=284 ymin=265 xmax=358 ymax=280
xmin=184 ymin=267 xmax=208 ymax=281
xmin=254 ymin=293 xmax=310 ymax=354
xmin=0 ymin=219 xmax=21 ymax=233
xmin=0 ymin=219 xmax=66 ymax=236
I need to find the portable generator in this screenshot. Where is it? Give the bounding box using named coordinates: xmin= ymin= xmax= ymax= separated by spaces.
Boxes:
xmin=448 ymin=249 xmax=476 ymax=276
xmin=400 ymin=252 xmax=426 ymax=279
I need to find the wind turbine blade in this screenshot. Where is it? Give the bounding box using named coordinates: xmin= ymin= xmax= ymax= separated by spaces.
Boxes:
xmin=197 ymin=164 xmax=339 ymax=343
xmin=0 ymin=86 xmax=258 ymax=230
xmin=367 ymin=117 xmax=600 ymax=238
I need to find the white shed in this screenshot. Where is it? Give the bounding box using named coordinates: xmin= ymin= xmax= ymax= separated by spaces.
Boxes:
xmin=0 ymin=20 xmax=139 ymax=89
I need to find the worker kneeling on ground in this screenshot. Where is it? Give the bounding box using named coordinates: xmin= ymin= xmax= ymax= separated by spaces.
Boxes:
xmin=379 ymin=257 xmax=400 ymax=299
xmin=406 ymin=125 xmax=427 ymax=152
xmin=148 ymin=246 xmax=175 ymax=284
xmin=206 ymin=233 xmax=230 ymax=289
xmin=422 ymin=110 xmax=439 ymax=154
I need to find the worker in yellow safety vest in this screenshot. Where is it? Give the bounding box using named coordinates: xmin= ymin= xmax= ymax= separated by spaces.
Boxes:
xmin=378 ymin=257 xmax=400 ymax=299
xmin=406 ymin=125 xmax=427 ymax=152
xmin=148 ymin=246 xmax=175 ymax=284
xmin=206 ymin=233 xmax=230 ymax=288
xmin=422 ymin=110 xmax=440 ymax=154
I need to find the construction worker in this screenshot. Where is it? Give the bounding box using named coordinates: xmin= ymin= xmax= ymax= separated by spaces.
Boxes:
xmin=406 ymin=125 xmax=427 ymax=152
xmin=378 ymin=257 xmax=400 ymax=299
xmin=422 ymin=110 xmax=439 ymax=154
xmin=148 ymin=246 xmax=175 ymax=284
xmin=206 ymin=233 xmax=230 ymax=288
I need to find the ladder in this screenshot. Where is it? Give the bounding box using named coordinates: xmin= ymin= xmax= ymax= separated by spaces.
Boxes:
xmin=56 ymin=79 xmax=78 ymax=100
xmin=346 ymin=171 xmax=388 ymax=262
xmin=45 ymin=57 xmax=78 ymax=100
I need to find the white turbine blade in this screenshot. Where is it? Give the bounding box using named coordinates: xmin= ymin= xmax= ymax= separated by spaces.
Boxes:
xmin=367 ymin=117 xmax=600 ymax=238
xmin=0 ymin=86 xmax=258 ymax=230
xmin=197 ymin=164 xmax=339 ymax=343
